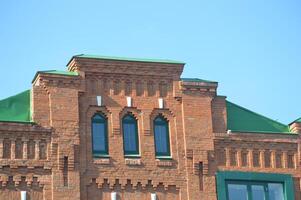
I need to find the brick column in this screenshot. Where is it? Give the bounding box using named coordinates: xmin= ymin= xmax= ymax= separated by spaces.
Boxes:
xmin=248 ymin=149 xmax=253 ymax=167
xmin=0 ymin=138 xmax=3 ymax=159
xmin=35 ymin=140 xmax=40 ymax=160
xmin=237 ymin=149 xmax=242 ymax=167
xmin=259 ymin=150 xmax=265 ymax=168
xmin=46 ymin=140 xmax=51 ymax=160
xmin=271 ymin=150 xmax=276 ymax=168
xmin=11 ymin=139 xmax=15 ymax=159
xmin=22 ymin=139 xmax=28 ymax=159
xmin=143 ymin=80 xmax=147 ymax=97
xmin=155 ymin=82 xmax=160 ymax=97
xmin=283 ymin=151 xmax=288 ymax=169
xmin=225 ymin=147 xmax=231 ymax=167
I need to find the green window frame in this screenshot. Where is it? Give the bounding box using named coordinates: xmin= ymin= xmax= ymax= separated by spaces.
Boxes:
xmin=216 ymin=171 xmax=295 ymax=200
xmin=122 ymin=114 xmax=139 ymax=156
xmin=91 ymin=113 xmax=109 ymax=156
xmin=153 ymin=116 xmax=171 ymax=157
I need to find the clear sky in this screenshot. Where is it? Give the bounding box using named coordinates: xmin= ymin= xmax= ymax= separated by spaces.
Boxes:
xmin=0 ymin=0 xmax=300 ymax=124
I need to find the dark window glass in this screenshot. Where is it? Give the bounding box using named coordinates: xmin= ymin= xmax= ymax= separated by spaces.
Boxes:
xmin=226 ymin=181 xmax=284 ymax=200
xmin=122 ymin=115 xmax=139 ymax=155
xmin=92 ymin=114 xmax=108 ymax=155
xmin=154 ymin=116 xmax=170 ymax=156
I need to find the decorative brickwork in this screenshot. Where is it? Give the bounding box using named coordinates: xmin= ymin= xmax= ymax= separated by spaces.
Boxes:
xmin=0 ymin=55 xmax=300 ymax=199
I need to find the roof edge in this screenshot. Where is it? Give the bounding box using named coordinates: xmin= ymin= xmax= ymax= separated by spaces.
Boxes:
xmin=67 ymin=54 xmax=186 ymax=66
xmin=228 ymin=130 xmax=296 ymax=135
xmin=31 ymin=70 xmax=79 ymax=83
xmin=289 ymin=117 xmax=301 ymax=125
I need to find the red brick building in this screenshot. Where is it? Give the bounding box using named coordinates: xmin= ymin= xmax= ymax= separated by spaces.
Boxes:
xmin=0 ymin=54 xmax=300 ymax=200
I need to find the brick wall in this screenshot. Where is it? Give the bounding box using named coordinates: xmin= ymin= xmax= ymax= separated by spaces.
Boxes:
xmin=0 ymin=57 xmax=299 ymax=200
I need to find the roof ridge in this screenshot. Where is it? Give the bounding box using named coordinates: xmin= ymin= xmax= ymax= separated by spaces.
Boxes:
xmin=226 ymin=100 xmax=289 ymax=129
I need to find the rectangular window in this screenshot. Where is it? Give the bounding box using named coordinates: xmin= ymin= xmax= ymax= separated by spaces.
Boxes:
xmin=251 ymin=185 xmax=265 ymax=200
xmin=123 ymin=123 xmax=138 ymax=152
xmin=154 ymin=124 xmax=168 ymax=154
xmin=122 ymin=115 xmax=139 ymax=156
xmin=154 ymin=116 xmax=170 ymax=157
xmin=92 ymin=122 xmax=106 ymax=152
xmin=226 ymin=181 xmax=284 ymax=200
xmin=216 ymin=171 xmax=294 ymax=200
xmin=92 ymin=114 xmax=108 ymax=156
xmin=227 ymin=183 xmax=248 ymax=200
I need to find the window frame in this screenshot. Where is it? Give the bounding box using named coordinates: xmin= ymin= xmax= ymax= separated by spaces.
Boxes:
xmin=91 ymin=113 xmax=109 ymax=157
xmin=122 ymin=114 xmax=139 ymax=156
xmin=153 ymin=115 xmax=171 ymax=157
xmin=216 ymin=171 xmax=295 ymax=200
xmin=226 ymin=180 xmax=284 ymax=200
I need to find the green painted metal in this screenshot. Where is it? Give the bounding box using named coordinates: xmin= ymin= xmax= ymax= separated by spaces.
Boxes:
xmin=40 ymin=70 xmax=78 ymax=76
xmin=216 ymin=171 xmax=295 ymax=200
xmin=291 ymin=117 xmax=301 ymax=124
xmin=32 ymin=70 xmax=78 ymax=83
xmin=69 ymin=54 xmax=185 ymax=65
xmin=0 ymin=90 xmax=32 ymax=123
xmin=295 ymin=118 xmax=301 ymax=122
xmin=181 ymin=77 xmax=218 ymax=83
xmin=226 ymin=101 xmax=292 ymax=134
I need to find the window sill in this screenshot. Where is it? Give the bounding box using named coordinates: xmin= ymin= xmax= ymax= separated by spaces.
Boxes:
xmin=93 ymin=154 xmax=110 ymax=158
xmin=93 ymin=157 xmax=110 ymax=165
xmin=156 ymin=156 xmax=172 ymax=160
xmin=125 ymin=158 xmax=142 ymax=166
xmin=156 ymin=158 xmax=174 ymax=167
xmin=124 ymin=155 xmax=141 ymax=158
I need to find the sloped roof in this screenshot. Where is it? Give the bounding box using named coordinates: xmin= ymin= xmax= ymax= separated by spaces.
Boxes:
xmin=291 ymin=117 xmax=301 ymax=124
xmin=226 ymin=101 xmax=291 ymax=134
xmin=0 ymin=90 xmax=32 ymax=123
xmin=181 ymin=78 xmax=217 ymax=83
xmin=68 ymin=54 xmax=185 ymax=65
xmin=38 ymin=70 xmax=78 ymax=76
xmin=32 ymin=70 xmax=79 ymax=83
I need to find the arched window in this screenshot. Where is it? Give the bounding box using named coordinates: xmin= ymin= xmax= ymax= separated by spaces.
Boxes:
xmin=122 ymin=114 xmax=139 ymax=155
xmin=92 ymin=114 xmax=108 ymax=156
xmin=154 ymin=116 xmax=170 ymax=157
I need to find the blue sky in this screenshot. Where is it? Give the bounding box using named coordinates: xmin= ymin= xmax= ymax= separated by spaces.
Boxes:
xmin=0 ymin=0 xmax=300 ymax=124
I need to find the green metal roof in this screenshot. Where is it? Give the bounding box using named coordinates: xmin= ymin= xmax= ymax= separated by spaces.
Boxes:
xmin=39 ymin=70 xmax=78 ymax=76
xmin=0 ymin=90 xmax=32 ymax=123
xmin=226 ymin=100 xmax=291 ymax=134
xmin=32 ymin=70 xmax=78 ymax=83
xmin=181 ymin=78 xmax=217 ymax=83
xmin=69 ymin=54 xmax=185 ymax=65
xmin=289 ymin=117 xmax=301 ymax=125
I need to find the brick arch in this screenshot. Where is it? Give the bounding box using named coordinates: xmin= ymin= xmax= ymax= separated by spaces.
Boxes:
xmin=86 ymin=106 xmax=111 ymax=121
xmin=150 ymin=108 xmax=174 ymax=123
xmin=119 ymin=107 xmax=141 ymax=121
xmin=148 ymin=108 xmax=175 ymax=137
xmin=91 ymin=111 xmax=108 ymax=120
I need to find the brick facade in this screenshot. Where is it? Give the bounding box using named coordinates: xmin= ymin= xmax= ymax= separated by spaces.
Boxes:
xmin=0 ymin=55 xmax=300 ymax=199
